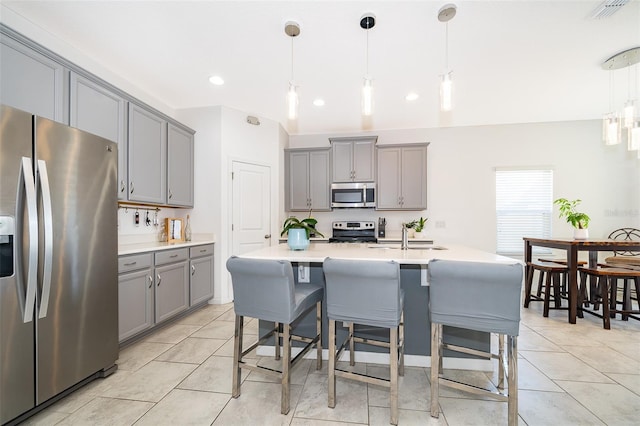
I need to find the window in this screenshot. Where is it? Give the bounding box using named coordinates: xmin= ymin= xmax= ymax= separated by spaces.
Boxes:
xmin=495 ymin=168 xmax=553 ymax=255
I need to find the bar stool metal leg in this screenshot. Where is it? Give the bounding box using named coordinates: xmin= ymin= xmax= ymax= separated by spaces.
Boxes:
xmin=349 ymin=322 xmax=355 ymax=366
xmin=281 ymin=323 xmax=291 ymax=415
xmin=232 ymin=314 xmax=243 ymax=398
xmin=430 ymin=322 xmax=441 ymax=417
xmin=274 ymin=322 xmax=281 ymax=360
xmin=328 ymin=319 xmax=336 ymax=408
xmin=316 ymin=303 xmax=322 ymax=369
xmin=508 ymin=335 xmax=518 ymax=426
xmin=497 ymin=334 xmax=505 ymax=391
xmin=390 ymin=327 xmax=398 ymax=425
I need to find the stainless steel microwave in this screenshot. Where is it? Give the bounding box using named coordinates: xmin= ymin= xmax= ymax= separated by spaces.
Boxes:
xmin=331 ymin=182 xmax=376 ymax=208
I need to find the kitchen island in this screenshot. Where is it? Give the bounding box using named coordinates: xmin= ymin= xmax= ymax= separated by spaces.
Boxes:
xmin=239 ymin=242 xmax=520 ymax=368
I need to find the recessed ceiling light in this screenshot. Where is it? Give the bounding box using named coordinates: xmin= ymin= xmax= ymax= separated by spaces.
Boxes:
xmin=208 ymin=75 xmax=224 ymax=85
xmin=406 ymin=93 xmax=419 ymax=101
xmin=313 ymin=99 xmax=325 ymax=106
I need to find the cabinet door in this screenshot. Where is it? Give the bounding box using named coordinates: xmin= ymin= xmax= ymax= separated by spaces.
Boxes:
xmin=353 ymin=139 xmax=375 ymax=182
xmin=128 ymin=103 xmax=167 ymax=204
xmin=308 ymin=150 xmax=331 ymax=211
xmin=376 ymin=148 xmax=402 ymax=210
xmin=118 ymin=269 xmax=154 ymax=342
xmin=400 ymin=146 xmax=428 ymax=210
xmin=190 ymin=256 xmax=214 ymax=305
xmin=70 ymin=72 xmax=127 ymax=199
xmin=155 ymin=261 xmax=189 ymax=323
xmin=0 ymin=36 xmax=66 ymax=123
xmin=167 ymin=124 xmax=194 ymax=207
xmin=287 ymin=151 xmax=311 ymax=211
xmin=331 ymin=141 xmax=354 ymax=182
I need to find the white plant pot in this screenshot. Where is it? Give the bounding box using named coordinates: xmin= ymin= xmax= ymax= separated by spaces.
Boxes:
xmin=414 ymin=231 xmax=426 ymax=239
xmin=573 ymin=228 xmax=589 ymax=240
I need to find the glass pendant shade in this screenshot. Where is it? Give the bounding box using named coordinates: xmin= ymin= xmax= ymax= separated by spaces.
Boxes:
xmin=623 ymin=100 xmax=636 ymax=128
xmin=362 ymin=77 xmax=373 ymax=116
xmin=603 ymin=112 xmax=621 ymax=145
xmin=629 ymin=120 xmax=640 ymax=151
xmin=287 ymin=83 xmax=298 ymax=120
xmin=440 ymin=72 xmax=453 ymax=112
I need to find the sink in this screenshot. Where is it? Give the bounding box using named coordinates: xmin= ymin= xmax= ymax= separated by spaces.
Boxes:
xmin=368 ymin=244 xmax=447 ymax=250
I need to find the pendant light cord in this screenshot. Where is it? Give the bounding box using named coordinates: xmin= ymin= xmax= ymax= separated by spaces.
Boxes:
xmin=445 ymin=22 xmax=449 ymax=71
xmin=609 ymin=71 xmax=614 ymax=112
xmin=365 ymin=24 xmax=370 ymax=76
xmin=290 ymin=36 xmax=294 ymax=82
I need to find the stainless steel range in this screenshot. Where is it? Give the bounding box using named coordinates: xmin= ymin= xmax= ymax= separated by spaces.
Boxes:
xmin=329 ymin=221 xmax=378 ymax=243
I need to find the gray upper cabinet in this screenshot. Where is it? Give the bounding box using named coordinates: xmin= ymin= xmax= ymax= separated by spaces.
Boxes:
xmin=0 ymin=35 xmax=67 ymax=123
xmin=376 ymin=144 xmax=428 ymax=211
xmin=285 ymin=148 xmax=331 ymax=212
xmin=167 ymin=124 xmax=194 ymax=207
xmin=128 ymin=103 xmax=167 ymax=204
xmin=69 ymin=72 xmax=127 ymax=199
xmin=330 ymin=137 xmax=376 ymax=182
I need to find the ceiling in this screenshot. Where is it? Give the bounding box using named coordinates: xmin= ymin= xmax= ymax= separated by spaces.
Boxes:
xmin=2 ymin=1 xmax=639 ymax=135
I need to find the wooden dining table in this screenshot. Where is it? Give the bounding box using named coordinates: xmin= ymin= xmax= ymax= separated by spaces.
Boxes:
xmin=523 ymin=237 xmax=640 ymax=324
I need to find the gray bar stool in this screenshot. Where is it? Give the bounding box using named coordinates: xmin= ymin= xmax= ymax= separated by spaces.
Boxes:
xmin=226 ymin=256 xmax=323 ymax=414
xmin=322 ymin=258 xmax=404 ymax=425
xmin=428 ymin=259 xmax=523 ymax=426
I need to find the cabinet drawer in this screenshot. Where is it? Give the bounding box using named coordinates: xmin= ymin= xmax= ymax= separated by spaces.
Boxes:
xmin=118 ymin=253 xmax=153 ymax=273
xmin=190 ymin=244 xmax=214 ymax=258
xmin=155 ymin=248 xmax=188 ymax=266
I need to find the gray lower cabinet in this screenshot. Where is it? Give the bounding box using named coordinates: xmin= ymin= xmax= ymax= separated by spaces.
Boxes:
xmin=69 ymin=71 xmax=128 ymax=199
xmin=0 ymin=33 xmax=67 ymax=123
xmin=118 ymin=253 xmax=154 ymax=342
xmin=285 ymin=148 xmax=331 ymax=211
xmin=128 ymin=103 xmax=167 ymax=204
xmin=167 ymin=123 xmax=195 ymax=207
xmin=330 ymin=137 xmax=376 ymax=182
xmin=189 ymin=245 xmax=214 ymax=305
xmin=376 ymin=144 xmax=428 ymax=210
xmin=154 ymin=248 xmax=189 ymax=323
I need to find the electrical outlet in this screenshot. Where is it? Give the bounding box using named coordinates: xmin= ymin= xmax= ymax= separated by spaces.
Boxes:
xmin=298 ymin=263 xmax=310 ymax=283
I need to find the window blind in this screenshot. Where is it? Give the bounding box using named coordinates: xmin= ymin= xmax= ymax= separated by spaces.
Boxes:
xmin=496 ymin=169 xmax=553 ymax=255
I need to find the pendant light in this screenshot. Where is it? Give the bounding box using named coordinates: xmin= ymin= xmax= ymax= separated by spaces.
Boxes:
xmin=438 ymin=4 xmax=457 ymax=112
xmin=360 ymin=14 xmax=375 ymax=116
xmin=603 ymin=71 xmax=621 ymax=145
xmin=285 ymin=21 xmax=300 ymax=121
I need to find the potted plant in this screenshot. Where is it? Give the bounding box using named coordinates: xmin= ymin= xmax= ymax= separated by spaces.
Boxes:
xmin=281 ymin=216 xmax=324 ymax=250
xmin=554 ymin=198 xmax=590 ymax=239
xmin=413 ymin=217 xmax=428 ymax=239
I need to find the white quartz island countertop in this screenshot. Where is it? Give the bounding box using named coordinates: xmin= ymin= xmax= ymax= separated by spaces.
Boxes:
xmin=239 ymin=242 xmax=519 ymax=265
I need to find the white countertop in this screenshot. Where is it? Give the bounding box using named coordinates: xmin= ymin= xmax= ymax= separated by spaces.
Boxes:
xmin=239 ymin=242 xmax=519 ymax=265
xmin=118 ymin=238 xmax=215 ymax=256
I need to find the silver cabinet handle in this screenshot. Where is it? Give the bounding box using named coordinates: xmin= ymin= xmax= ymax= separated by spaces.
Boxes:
xmin=169 ymin=189 xmax=173 ymax=199
xmin=120 ymin=180 xmax=125 ymax=193
xmin=264 ymin=234 xmax=271 ymax=239
xmin=124 ymin=261 xmax=137 ymax=266
xmin=148 ymin=275 xmax=153 ymax=288
xmin=19 ymin=157 xmax=37 ymax=323
xmin=37 ymin=160 xmax=53 ymax=319
xmin=191 ymin=265 xmax=196 ymax=275
xmin=130 ymin=182 xmax=134 ymax=194
xmin=200 ymin=249 xmax=207 ymax=253
xmin=157 ymin=274 xmax=161 ymax=286
xmin=170 ymin=254 xmax=178 ymax=258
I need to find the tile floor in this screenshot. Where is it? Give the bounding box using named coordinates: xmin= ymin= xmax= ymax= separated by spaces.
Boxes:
xmin=23 ymin=299 xmax=640 ymax=425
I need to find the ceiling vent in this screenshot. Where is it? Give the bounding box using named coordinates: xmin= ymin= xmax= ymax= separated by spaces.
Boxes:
xmin=590 ymin=0 xmax=630 ymax=19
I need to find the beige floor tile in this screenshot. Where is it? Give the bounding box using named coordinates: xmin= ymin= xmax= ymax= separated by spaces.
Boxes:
xmin=117 ymin=341 xmax=174 ymax=371
xmin=520 ymin=351 xmax=614 ymax=383
xmin=246 ymin=357 xmax=313 ymax=386
xmin=216 ymin=308 xmax=236 ymax=322
xmin=561 ymin=344 xmax=640 ymax=374
xmin=293 ymin=369 xmax=369 ymax=424
xmin=517 ymin=328 xmax=563 ymax=352
xmin=98 ymin=360 xmax=196 ymax=402
xmin=190 ymin=319 xmax=236 ymax=339
xmin=437 ymin=396 xmax=525 ymax=425
xmin=369 ymin=406 xmax=442 ymax=425
xmin=214 ymin=334 xmax=258 ymax=357
xmin=518 ymin=389 xmax=606 ymax=425
xmin=135 ymin=389 xmax=230 ymax=426
xmin=177 ymin=354 xmax=249 ymax=393
xmin=53 ymin=396 xmax=153 ymax=426
xmin=558 ymin=380 xmax=640 ymax=424
xmin=155 ymin=337 xmax=226 ymax=364
xmin=19 ymin=410 xmax=68 ymax=425
xmin=291 ymin=418 xmax=363 ymax=426
xmin=213 ymin=380 xmax=302 ymax=425
xmin=436 ymin=369 xmax=501 ymax=401
xmin=485 ymin=357 xmax=563 ymax=393
xmin=367 ymin=365 xmax=430 ymax=411
xmin=175 ymin=304 xmax=230 ymax=325
xmin=142 ymin=323 xmax=202 ymax=344
xmin=606 ymin=373 xmax=640 ymax=396
xmin=607 ymin=340 xmax=640 ymax=360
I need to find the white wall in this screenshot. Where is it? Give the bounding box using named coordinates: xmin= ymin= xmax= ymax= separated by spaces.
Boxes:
xmin=176 ymin=106 xmax=282 ymax=303
xmin=289 ymin=120 xmax=640 ymax=253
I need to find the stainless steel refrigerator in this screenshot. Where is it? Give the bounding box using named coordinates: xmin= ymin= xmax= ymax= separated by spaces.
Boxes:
xmin=0 ymin=105 xmax=118 ymax=424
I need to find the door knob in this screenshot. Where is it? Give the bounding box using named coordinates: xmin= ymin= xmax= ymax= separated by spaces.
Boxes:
xmin=264 ymin=234 xmax=271 ymax=239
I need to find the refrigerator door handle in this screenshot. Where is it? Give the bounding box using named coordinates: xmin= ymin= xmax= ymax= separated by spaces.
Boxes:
xmin=20 ymin=157 xmax=38 ymax=323
xmin=37 ymin=160 xmax=53 ymax=319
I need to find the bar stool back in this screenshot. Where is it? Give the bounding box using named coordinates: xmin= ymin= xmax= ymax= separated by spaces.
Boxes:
xmin=428 ymin=259 xmax=523 ymax=426
xmin=322 ymin=257 xmax=404 ymax=425
xmin=226 ymin=256 xmax=323 ymax=414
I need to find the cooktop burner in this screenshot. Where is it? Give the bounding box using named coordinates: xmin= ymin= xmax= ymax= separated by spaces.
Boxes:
xmin=329 ymin=221 xmax=377 ymax=243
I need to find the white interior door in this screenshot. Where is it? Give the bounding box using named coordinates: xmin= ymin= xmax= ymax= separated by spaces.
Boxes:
xmin=231 ymin=161 xmax=271 ymax=256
